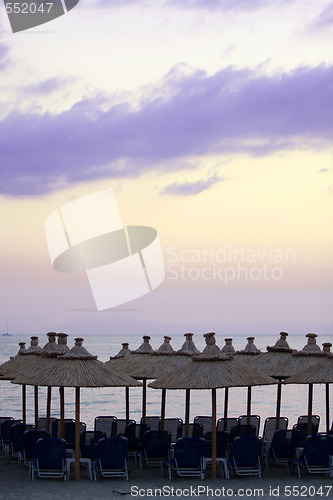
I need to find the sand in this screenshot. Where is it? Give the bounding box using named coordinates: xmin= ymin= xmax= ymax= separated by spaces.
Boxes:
xmin=1 ymin=453 xmax=332 ymax=500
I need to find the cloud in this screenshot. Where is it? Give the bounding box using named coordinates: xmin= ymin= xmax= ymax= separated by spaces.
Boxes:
xmin=21 ymin=78 xmax=71 ymax=96
xmin=90 ymin=0 xmax=291 ymax=11
xmin=311 ymin=3 xmax=333 ymax=30
xmin=161 ymin=173 xmax=223 ymax=195
xmin=0 ymin=42 xmax=9 ymax=68
xmin=1 ymin=64 xmax=332 ymax=196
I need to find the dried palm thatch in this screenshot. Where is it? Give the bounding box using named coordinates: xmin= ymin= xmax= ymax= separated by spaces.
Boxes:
xmin=104 ymin=335 xmax=155 ymax=372
xmin=128 ymin=336 xmax=192 ymax=379
xmin=13 ymin=338 xmax=142 ymax=388
xmin=0 ymin=342 xmax=27 ymax=378
xmin=234 ymin=336 xmax=261 ymax=365
xmin=247 ymin=332 xmax=295 ymax=378
xmin=177 ymin=333 xmax=201 ymax=355
xmin=274 ymin=333 xmax=327 ymax=378
xmin=0 ymin=337 xmax=42 ymax=379
xmin=221 ymin=338 xmax=235 ymax=356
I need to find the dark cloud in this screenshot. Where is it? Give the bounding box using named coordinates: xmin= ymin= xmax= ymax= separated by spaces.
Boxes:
xmin=161 ymin=174 xmax=223 ymax=195
xmin=0 ymin=64 xmax=332 ymax=196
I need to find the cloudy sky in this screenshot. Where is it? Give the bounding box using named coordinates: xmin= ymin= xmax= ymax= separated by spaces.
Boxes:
xmin=0 ymin=0 xmax=332 ymax=337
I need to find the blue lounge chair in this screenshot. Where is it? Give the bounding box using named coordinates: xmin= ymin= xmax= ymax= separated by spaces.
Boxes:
xmin=94 ymin=416 xmax=117 ymax=438
xmin=22 ymin=430 xmax=51 ymax=474
xmin=10 ymin=423 xmax=35 ymax=462
xmin=32 ymin=438 xmax=67 ymax=480
xmin=268 ymin=428 xmax=301 ymax=473
xmin=296 ymin=435 xmax=333 ymax=478
xmin=165 ymin=437 xmax=205 ymax=480
xmin=231 ymin=436 xmax=263 ymax=478
xmin=92 ymin=437 xmax=129 ymax=480
xmin=139 ymin=430 xmax=171 ymax=470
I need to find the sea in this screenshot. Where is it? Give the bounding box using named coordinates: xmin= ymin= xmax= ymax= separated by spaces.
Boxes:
xmin=0 ymin=332 xmax=332 ymax=434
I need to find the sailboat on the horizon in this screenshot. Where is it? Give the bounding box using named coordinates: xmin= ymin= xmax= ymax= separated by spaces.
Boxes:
xmin=2 ymin=322 xmax=12 ymax=336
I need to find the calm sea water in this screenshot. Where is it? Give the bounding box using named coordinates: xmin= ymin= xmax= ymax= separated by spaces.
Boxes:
xmin=0 ymin=333 xmax=332 ymax=434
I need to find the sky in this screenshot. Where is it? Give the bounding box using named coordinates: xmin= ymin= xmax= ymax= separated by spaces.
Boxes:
xmin=0 ymin=0 xmax=332 ymax=338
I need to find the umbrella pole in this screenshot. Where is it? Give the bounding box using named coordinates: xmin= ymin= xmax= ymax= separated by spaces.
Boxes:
xmin=275 ymin=381 xmax=282 ymax=430
xmin=160 ymin=389 xmax=166 ymax=431
xmin=75 ymin=387 xmax=80 ymax=481
xmin=142 ymin=379 xmax=147 ymax=424
xmin=212 ymin=388 xmax=217 ymax=480
xmin=22 ymin=385 xmax=26 ymax=424
xmin=46 ymin=387 xmax=52 ymax=433
xmin=325 ymin=383 xmax=330 ymax=434
xmin=34 ymin=386 xmax=39 ymax=430
xmin=223 ymin=387 xmax=229 ymax=430
xmin=246 ymin=386 xmax=252 ymax=425
xmin=125 ymin=387 xmax=130 ymax=422
xmin=307 ymin=383 xmax=313 ymax=436
xmin=185 ymin=389 xmax=190 ymax=437
xmin=60 ymin=387 xmax=65 ymax=439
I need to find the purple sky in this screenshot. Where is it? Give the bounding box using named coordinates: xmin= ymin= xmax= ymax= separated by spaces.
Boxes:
xmin=1 ymin=65 xmax=332 ymax=196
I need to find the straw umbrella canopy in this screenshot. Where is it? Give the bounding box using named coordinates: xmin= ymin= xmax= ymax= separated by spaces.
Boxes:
xmin=12 ymin=332 xmax=70 ymax=432
xmin=0 ymin=336 xmax=42 ymax=424
xmin=149 ymin=332 xmax=276 ymax=479
xmin=234 ymin=336 xmax=261 ymax=365
xmin=278 ymin=333 xmax=328 ymax=434
xmin=105 ymin=335 xmax=156 ymax=423
xmin=128 ymin=336 xmax=195 ymax=428
xmin=284 ymin=342 xmax=333 ymax=433
xmin=12 ymin=337 xmax=142 ymax=480
xmin=246 ymin=332 xmax=296 ymax=429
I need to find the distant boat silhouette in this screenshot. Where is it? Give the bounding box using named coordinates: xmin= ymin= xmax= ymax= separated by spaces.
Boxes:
xmin=2 ymin=322 xmax=11 ymax=336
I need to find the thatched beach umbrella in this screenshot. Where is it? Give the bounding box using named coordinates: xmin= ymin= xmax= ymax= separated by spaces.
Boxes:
xmin=105 ymin=335 xmax=155 ymax=423
xmin=177 ymin=333 xmax=201 ymax=355
xmin=247 ymin=332 xmax=295 ymax=429
xmin=0 ymin=336 xmax=42 ymax=425
xmin=12 ymin=338 xmax=142 ymax=480
xmin=278 ymin=333 xmax=328 ymax=434
xmin=9 ymin=333 xmax=70 ymax=432
xmin=105 ymin=342 xmax=132 ymax=420
xmin=284 ymin=342 xmax=333 ymax=433
xmin=129 ymin=336 xmax=194 ymax=428
xmin=0 ymin=341 xmax=27 ymax=422
xmin=149 ymin=332 xmax=276 ymax=479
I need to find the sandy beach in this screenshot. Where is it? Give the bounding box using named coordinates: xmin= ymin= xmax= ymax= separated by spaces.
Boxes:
xmin=1 ymin=452 xmax=332 ymax=500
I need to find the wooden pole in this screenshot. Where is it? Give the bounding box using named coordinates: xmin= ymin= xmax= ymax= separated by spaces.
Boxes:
xmin=125 ymin=387 xmax=130 ymax=422
xmin=307 ymin=383 xmax=313 ymax=436
xmin=212 ymin=388 xmax=217 ymax=480
xmin=142 ymin=379 xmax=147 ymax=424
xmin=275 ymin=381 xmax=282 ymax=430
xmin=46 ymin=387 xmax=52 ymax=433
xmin=247 ymin=386 xmax=252 ymax=425
xmin=185 ymin=389 xmax=190 ymax=437
xmin=75 ymin=387 xmax=80 ymax=481
xmin=60 ymin=387 xmax=65 ymax=439
xmin=160 ymin=389 xmax=166 ymax=431
xmin=22 ymin=385 xmax=26 ymax=424
xmin=223 ymin=387 xmax=229 ymax=430
xmin=325 ymin=383 xmax=330 ymax=434
xmin=34 ymin=386 xmax=39 ymax=430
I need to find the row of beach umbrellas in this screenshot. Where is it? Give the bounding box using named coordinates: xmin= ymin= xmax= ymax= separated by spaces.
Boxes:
xmin=1 ymin=331 xmax=332 ymax=480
